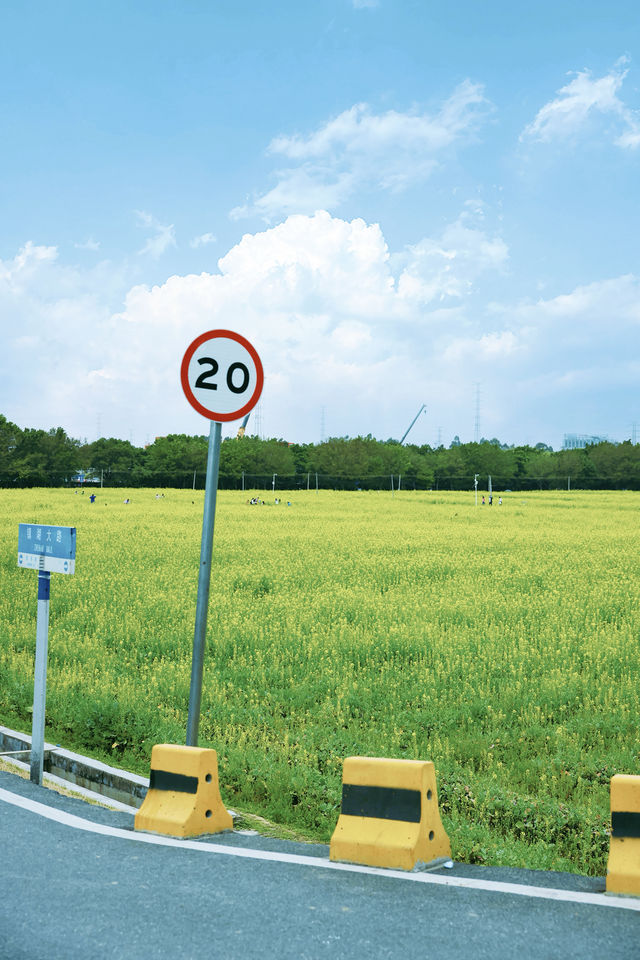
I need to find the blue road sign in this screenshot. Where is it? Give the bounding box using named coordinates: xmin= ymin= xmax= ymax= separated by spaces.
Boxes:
xmin=18 ymin=524 xmax=76 ymax=575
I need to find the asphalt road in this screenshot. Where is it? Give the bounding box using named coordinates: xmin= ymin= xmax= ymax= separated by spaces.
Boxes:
xmin=0 ymin=770 xmax=638 ymax=960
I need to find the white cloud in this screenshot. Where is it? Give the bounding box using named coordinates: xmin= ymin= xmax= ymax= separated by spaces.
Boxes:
xmin=97 ymin=215 xmax=633 ymax=445
xmin=1 ymin=215 xmax=637 ymax=448
xmin=615 ymin=118 xmax=640 ymax=149
xmin=397 ymin=218 xmax=509 ymax=304
xmin=135 ymin=210 xmax=176 ymax=258
xmin=517 ymin=274 xmax=640 ymax=337
xmin=0 ymin=241 xmax=58 ymax=293
xmin=0 ymin=242 xmax=135 ymax=439
xmin=521 ymin=59 xmax=640 ymax=149
xmin=218 ymin=210 xmax=394 ymax=317
xmin=74 ymin=238 xmax=101 ymax=251
xmin=465 ymin=275 xmax=640 ymax=391
xmin=233 ymin=82 xmax=491 ymax=219
xmin=189 ymin=232 xmax=217 ymax=249
xmin=230 ymin=170 xmax=354 ymax=221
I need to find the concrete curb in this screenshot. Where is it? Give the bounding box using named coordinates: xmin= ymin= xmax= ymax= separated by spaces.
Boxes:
xmin=0 ymin=724 xmax=148 ymax=810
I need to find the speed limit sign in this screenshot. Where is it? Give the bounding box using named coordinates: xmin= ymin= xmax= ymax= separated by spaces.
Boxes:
xmin=180 ymin=329 xmax=264 ymax=422
xmin=181 ymin=328 xmax=264 ymax=748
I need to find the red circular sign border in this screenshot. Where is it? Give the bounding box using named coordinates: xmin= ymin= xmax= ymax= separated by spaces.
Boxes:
xmin=180 ymin=329 xmax=264 ymax=422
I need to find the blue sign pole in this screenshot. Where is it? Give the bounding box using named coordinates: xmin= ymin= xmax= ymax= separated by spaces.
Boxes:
xmin=186 ymin=420 xmax=222 ymax=746
xmin=31 ymin=571 xmax=51 ymax=784
xmin=18 ymin=523 xmax=76 ymax=785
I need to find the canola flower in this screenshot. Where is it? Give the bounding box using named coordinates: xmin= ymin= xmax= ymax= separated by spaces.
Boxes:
xmin=0 ymin=487 xmax=638 ymax=874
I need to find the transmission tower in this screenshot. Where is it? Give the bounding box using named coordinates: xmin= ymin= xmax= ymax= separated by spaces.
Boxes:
xmin=474 ymin=383 xmax=481 ymax=444
xmin=254 ymin=402 xmax=263 ymax=439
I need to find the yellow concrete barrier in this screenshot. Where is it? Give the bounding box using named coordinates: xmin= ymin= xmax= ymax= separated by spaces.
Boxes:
xmin=330 ymin=756 xmax=451 ymax=871
xmin=134 ymin=744 xmax=233 ymax=838
xmin=607 ymin=774 xmax=640 ymax=896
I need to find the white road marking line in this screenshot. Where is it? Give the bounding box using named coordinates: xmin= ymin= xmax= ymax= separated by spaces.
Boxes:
xmin=1 ymin=786 xmax=637 ymax=913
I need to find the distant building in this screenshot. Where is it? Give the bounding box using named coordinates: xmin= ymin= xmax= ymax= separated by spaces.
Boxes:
xmin=70 ymin=470 xmax=99 ymax=484
xmin=562 ymin=433 xmax=610 ymax=450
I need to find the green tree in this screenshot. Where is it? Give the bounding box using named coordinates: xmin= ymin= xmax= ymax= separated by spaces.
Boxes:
xmin=307 ymin=436 xmax=399 ymax=485
xmin=586 ymin=441 xmax=640 ymax=490
xmin=523 ymin=449 xmax=557 ymax=489
xmin=219 ymin=436 xmax=296 ymax=479
xmin=83 ymin=437 xmax=143 ymax=483
xmin=12 ymin=427 xmax=81 ymax=485
xmin=399 ymin=444 xmax=435 ymax=489
xmin=555 ymin=447 xmax=598 ymax=489
xmin=289 ymin=442 xmax=314 ymax=475
xmin=0 ymin=415 xmax=21 ymax=481
xmin=139 ymin=435 xmax=208 ymax=485
xmin=434 ymin=444 xmax=466 ymax=489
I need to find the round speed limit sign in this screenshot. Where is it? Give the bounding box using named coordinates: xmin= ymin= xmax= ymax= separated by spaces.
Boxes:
xmin=180 ymin=329 xmax=264 ymax=422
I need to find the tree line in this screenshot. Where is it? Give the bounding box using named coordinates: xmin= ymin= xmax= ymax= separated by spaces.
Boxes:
xmin=1 ymin=414 xmax=639 ymax=490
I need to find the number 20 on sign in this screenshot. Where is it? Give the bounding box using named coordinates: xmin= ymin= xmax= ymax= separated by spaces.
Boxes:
xmin=180 ymin=330 xmax=263 ymax=747
xmin=180 ymin=329 xmax=263 ymax=422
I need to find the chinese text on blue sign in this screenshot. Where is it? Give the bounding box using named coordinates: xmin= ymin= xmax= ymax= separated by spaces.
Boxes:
xmin=18 ymin=524 xmax=76 ymax=575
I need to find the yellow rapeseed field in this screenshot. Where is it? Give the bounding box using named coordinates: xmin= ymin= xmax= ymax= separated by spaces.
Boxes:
xmin=1 ymin=487 xmax=638 ymax=874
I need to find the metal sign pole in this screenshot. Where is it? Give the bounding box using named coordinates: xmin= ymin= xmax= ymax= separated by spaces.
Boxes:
xmin=181 ymin=329 xmax=263 ymax=747
xmin=31 ymin=570 xmax=51 ymax=784
xmin=18 ymin=523 xmax=75 ymax=783
xmin=186 ymin=420 xmax=222 ymax=747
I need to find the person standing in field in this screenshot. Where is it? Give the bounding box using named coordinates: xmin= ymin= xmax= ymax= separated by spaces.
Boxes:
xmin=489 ymin=494 xmax=493 ymax=506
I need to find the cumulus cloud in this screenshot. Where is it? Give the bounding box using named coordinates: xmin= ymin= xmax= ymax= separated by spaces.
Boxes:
xmin=1 ymin=214 xmax=636 ymax=447
xmin=0 ymin=241 xmax=58 ymax=292
xmin=111 ymin=217 xmax=636 ymax=443
xmin=0 ymin=241 xmax=136 ymax=440
xmin=231 ymin=82 xmax=491 ymax=219
xmin=396 ymin=217 xmax=509 ymax=304
xmin=456 ymin=274 xmax=640 ymax=369
xmin=521 ymin=58 xmax=640 ymax=148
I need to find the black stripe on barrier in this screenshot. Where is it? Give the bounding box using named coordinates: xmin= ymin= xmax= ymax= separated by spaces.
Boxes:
xmin=341 ymin=783 xmax=421 ymax=822
xmin=150 ymin=769 xmax=199 ymax=794
xmin=611 ymin=811 xmax=640 ymax=838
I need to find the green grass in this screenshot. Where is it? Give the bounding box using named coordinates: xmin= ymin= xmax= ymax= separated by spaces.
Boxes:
xmin=1 ymin=487 xmax=638 ymax=874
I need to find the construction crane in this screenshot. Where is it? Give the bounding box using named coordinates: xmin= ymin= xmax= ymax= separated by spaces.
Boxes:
xmin=400 ymin=404 xmax=426 ymax=444
xmin=236 ymin=414 xmax=250 ymax=438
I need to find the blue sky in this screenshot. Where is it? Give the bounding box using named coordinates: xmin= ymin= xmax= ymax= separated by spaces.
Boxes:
xmin=1 ymin=0 xmax=638 ymax=449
